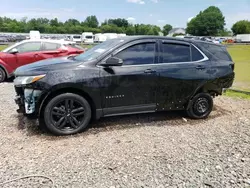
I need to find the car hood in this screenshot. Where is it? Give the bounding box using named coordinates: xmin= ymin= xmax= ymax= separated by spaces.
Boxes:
xmin=14 ymin=56 xmax=83 ymax=76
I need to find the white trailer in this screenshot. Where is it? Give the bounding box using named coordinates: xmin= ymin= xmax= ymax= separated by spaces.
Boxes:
xmin=103 ymin=33 xmax=118 ymax=40
xmin=117 ymin=33 xmax=127 ymax=38
xmin=70 ymin=35 xmax=82 ymax=43
xmin=82 ymin=32 xmax=94 ymax=44
xmin=94 ymin=33 xmax=107 ymax=43
xmin=29 ymin=30 xmax=40 ymax=40
xmin=236 ymin=34 xmax=250 ymax=42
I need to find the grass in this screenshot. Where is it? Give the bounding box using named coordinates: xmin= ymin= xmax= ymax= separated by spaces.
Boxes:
xmin=0 ymin=45 xmax=8 ymax=51
xmin=227 ymin=45 xmax=250 ymax=90
xmin=223 ymin=90 xmax=250 ymax=100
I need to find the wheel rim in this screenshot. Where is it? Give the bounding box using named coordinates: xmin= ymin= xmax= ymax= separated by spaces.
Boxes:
xmin=193 ymin=97 xmax=209 ymax=115
xmin=50 ymin=98 xmax=85 ymax=131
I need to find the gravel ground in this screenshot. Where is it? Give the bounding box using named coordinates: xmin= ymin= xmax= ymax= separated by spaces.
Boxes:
xmin=0 ymin=82 xmax=250 ymax=188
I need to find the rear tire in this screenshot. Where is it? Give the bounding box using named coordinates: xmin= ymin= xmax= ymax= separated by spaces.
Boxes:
xmin=43 ymin=93 xmax=91 ymax=136
xmin=186 ymin=93 xmax=213 ymax=119
xmin=0 ymin=68 xmax=6 ymax=83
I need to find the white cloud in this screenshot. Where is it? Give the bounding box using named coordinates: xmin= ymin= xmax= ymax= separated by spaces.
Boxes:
xmin=127 ymin=0 xmax=145 ymax=4
xmin=157 ymin=19 xmax=165 ymax=23
xmin=150 ymin=0 xmax=159 ymax=3
xmin=149 ymin=14 xmax=153 ymax=17
xmin=127 ymin=17 xmax=136 ymax=21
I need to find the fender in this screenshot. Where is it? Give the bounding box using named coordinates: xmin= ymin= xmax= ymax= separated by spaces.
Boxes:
xmin=0 ymin=60 xmax=15 ymax=78
xmin=37 ymin=83 xmax=100 ymax=118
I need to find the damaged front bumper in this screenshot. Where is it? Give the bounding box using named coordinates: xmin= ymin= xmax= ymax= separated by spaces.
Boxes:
xmin=14 ymin=87 xmax=42 ymax=115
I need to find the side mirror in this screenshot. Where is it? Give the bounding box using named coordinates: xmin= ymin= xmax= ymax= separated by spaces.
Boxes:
xmin=9 ymin=48 xmax=18 ymax=54
xmin=101 ymin=57 xmax=123 ymax=67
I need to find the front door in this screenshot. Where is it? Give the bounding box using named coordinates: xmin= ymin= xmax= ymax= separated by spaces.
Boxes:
xmin=15 ymin=41 xmax=42 ymax=66
xmin=99 ymin=40 xmax=158 ymax=116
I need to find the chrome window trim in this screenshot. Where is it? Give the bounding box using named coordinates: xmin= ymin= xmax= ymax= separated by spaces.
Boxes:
xmin=97 ymin=42 xmax=209 ymax=68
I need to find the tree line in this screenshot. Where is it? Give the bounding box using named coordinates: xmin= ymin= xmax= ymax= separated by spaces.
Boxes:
xmin=0 ymin=16 xmax=163 ymax=36
xmin=0 ymin=6 xmax=249 ymax=36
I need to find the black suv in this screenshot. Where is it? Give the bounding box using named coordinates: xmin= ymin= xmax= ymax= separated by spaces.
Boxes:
xmin=13 ymin=36 xmax=235 ymax=135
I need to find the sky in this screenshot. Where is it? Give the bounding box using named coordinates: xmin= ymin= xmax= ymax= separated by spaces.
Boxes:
xmin=0 ymin=0 xmax=250 ymax=29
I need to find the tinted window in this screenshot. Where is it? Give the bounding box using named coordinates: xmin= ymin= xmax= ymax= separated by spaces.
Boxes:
xmin=15 ymin=42 xmax=41 ymax=53
xmin=43 ymin=42 xmax=60 ymax=51
xmin=206 ymin=44 xmax=232 ymax=61
xmin=162 ymin=43 xmax=191 ymax=63
xmin=191 ymin=45 xmax=204 ymax=61
xmin=115 ymin=43 xmax=155 ymax=65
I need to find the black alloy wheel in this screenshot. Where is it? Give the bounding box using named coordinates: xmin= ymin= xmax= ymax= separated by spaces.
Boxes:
xmin=186 ymin=93 xmax=213 ymax=119
xmin=44 ymin=93 xmax=91 ymax=135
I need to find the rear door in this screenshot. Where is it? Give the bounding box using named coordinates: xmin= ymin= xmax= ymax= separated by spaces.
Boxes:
xmin=15 ymin=41 xmax=42 ymax=66
xmin=36 ymin=42 xmax=63 ymax=61
xmin=99 ymin=40 xmax=159 ymax=116
xmin=155 ymin=40 xmax=211 ymax=110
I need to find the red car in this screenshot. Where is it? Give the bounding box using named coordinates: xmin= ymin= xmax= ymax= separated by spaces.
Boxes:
xmin=0 ymin=39 xmax=84 ymax=82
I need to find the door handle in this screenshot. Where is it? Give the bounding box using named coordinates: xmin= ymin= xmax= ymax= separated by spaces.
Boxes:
xmin=195 ymin=65 xmax=205 ymax=70
xmin=144 ymin=69 xmax=156 ymax=74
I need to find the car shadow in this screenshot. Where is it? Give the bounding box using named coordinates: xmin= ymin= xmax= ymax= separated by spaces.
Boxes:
xmin=16 ymin=104 xmax=231 ymax=138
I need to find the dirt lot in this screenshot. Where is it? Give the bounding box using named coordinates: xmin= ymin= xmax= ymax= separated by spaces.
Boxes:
xmin=0 ymin=82 xmax=250 ymax=188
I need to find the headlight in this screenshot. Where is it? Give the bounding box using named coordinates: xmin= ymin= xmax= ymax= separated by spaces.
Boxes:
xmin=14 ymin=75 xmax=46 ymax=85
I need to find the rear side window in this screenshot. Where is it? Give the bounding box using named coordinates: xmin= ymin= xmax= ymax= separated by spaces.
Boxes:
xmin=206 ymin=44 xmax=232 ymax=61
xmin=161 ymin=43 xmax=191 ymax=63
xmin=43 ymin=42 xmax=60 ymax=51
xmin=114 ymin=42 xmax=155 ymax=65
xmin=191 ymin=45 xmax=204 ymax=61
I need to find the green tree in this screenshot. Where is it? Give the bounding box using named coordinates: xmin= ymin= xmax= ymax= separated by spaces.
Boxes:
xmin=186 ymin=6 xmax=225 ymax=36
xmin=126 ymin=26 xmax=136 ymax=35
xmin=84 ymin=15 xmax=99 ymax=28
xmin=163 ymin=24 xmax=172 ymax=36
xmin=231 ymin=20 xmax=250 ymax=35
xmin=107 ymin=18 xmax=129 ymax=28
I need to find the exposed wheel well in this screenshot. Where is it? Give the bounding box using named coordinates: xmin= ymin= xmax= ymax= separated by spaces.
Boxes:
xmin=193 ymin=86 xmax=222 ymax=98
xmin=39 ymin=88 xmax=96 ymax=120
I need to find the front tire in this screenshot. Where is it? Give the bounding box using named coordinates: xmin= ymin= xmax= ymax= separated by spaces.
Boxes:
xmin=43 ymin=93 xmax=91 ymax=135
xmin=186 ymin=93 xmax=213 ymax=119
xmin=0 ymin=68 xmax=6 ymax=83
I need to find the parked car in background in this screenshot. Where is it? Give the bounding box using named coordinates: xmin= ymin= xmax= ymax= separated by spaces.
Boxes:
xmin=0 ymin=36 xmax=8 ymax=43
xmin=0 ymin=39 xmax=84 ymax=82
xmin=13 ymin=36 xmax=235 ymax=135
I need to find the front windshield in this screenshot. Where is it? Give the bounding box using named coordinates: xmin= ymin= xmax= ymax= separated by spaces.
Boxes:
xmin=74 ymin=38 xmax=124 ymax=61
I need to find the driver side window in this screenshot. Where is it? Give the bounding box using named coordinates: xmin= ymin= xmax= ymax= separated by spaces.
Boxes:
xmin=14 ymin=42 xmax=41 ymax=53
xmin=114 ymin=42 xmax=155 ymax=66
